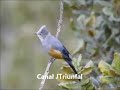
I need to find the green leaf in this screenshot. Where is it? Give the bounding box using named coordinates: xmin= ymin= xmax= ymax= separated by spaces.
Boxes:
xmin=72 ymin=54 xmax=83 ymax=71
xmin=72 ymin=58 xmax=78 ymax=71
xmin=98 ymin=60 xmax=111 ymax=76
xmin=58 ymin=82 xmax=81 ymax=89
xmin=61 ymin=66 xmax=74 ymax=74
xmin=85 ymin=12 xmax=96 ymax=28
xmin=98 ymin=60 xmax=120 ymax=76
xmin=81 ymin=78 xmax=90 ymax=86
xmin=58 ymin=82 xmax=70 ymax=89
xmin=76 ymin=54 xmax=82 ymax=67
xmin=103 ymin=7 xmax=113 ymax=16
xmin=113 ymin=0 xmax=120 ymax=16
xmin=84 ymin=60 xmax=94 ymax=68
xmin=112 ymin=52 xmax=120 ymax=74
xmin=58 ymin=77 xmax=95 ymax=90
xmin=109 ymin=68 xmax=120 ymax=76
xmin=81 ymin=78 xmax=95 ymax=90
xmin=78 ymin=54 xmax=82 ymax=62
xmin=100 ymin=76 xmax=115 ymax=84
xmin=57 ymin=66 xmax=77 ymax=83
xmin=77 ymin=15 xmax=86 ymax=30
xmin=72 ymin=39 xmax=85 ymax=55
xmin=81 ymin=67 xmax=93 ymax=75
xmin=80 ymin=60 xmax=94 ymax=75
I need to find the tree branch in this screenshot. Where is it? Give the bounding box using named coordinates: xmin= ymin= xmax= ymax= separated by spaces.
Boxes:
xmin=39 ymin=58 xmax=55 ymax=90
xmin=56 ymin=1 xmax=63 ymax=38
xmin=39 ymin=1 xmax=63 ymax=90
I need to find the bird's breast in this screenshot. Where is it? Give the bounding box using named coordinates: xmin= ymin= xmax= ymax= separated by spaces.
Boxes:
xmin=48 ymin=48 xmax=63 ymax=59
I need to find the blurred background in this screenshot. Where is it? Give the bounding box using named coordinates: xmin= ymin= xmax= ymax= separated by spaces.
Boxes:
xmin=0 ymin=0 xmax=78 ymax=89
xmin=1 ymin=0 xmax=120 ymax=90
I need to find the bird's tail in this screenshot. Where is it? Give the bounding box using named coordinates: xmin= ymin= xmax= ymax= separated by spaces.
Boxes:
xmin=66 ymin=59 xmax=81 ymax=81
xmin=68 ymin=61 xmax=78 ymax=75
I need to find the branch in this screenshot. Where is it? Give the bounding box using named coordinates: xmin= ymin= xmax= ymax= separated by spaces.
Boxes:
xmin=39 ymin=58 xmax=55 ymax=90
xmin=39 ymin=1 xmax=63 ymax=90
xmin=56 ymin=0 xmax=63 ymax=38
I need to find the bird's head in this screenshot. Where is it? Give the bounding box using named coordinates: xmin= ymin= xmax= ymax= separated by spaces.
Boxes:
xmin=36 ymin=25 xmax=49 ymax=42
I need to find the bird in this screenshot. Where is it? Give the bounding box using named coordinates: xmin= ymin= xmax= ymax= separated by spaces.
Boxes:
xmin=36 ymin=25 xmax=80 ymax=81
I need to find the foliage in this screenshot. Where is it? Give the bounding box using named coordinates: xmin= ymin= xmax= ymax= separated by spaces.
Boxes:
xmin=57 ymin=52 xmax=120 ymax=90
xmin=57 ymin=54 xmax=96 ymax=90
xmin=64 ymin=0 xmax=120 ymax=61
xmin=57 ymin=0 xmax=120 ymax=89
xmin=98 ymin=53 xmax=120 ymax=88
xmin=1 ymin=0 xmax=120 ymax=89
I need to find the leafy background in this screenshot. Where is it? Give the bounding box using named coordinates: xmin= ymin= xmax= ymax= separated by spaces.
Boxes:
xmin=0 ymin=0 xmax=120 ymax=90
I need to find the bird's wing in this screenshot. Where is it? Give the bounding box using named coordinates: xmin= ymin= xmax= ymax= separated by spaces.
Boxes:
xmin=50 ymin=36 xmax=72 ymax=61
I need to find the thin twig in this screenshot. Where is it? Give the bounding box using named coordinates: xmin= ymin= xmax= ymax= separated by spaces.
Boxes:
xmin=39 ymin=58 xmax=55 ymax=90
xmin=56 ymin=0 xmax=63 ymax=38
xmin=39 ymin=1 xmax=63 ymax=90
